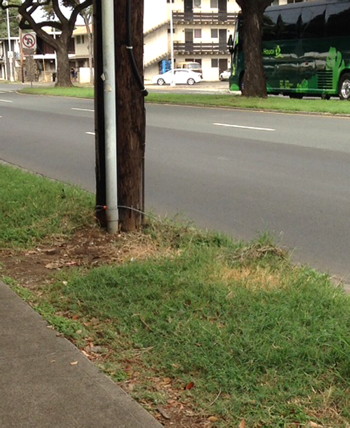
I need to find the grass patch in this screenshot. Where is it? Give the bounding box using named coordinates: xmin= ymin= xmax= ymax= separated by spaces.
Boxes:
xmin=0 ymin=164 xmax=94 ymax=247
xmin=19 ymin=86 xmax=350 ymax=115
xmin=30 ymin=243 xmax=350 ymax=426
xmin=20 ymin=86 xmax=94 ymax=99
xmin=147 ymin=92 xmax=350 ymax=115
xmin=2 ymin=164 xmax=350 ymax=426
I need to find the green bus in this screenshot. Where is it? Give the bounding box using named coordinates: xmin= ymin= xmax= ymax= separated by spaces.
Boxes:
xmin=229 ymin=0 xmax=350 ymax=99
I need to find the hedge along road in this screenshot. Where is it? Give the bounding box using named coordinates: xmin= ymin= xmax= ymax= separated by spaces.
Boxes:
xmin=1 ymin=88 xmax=350 ymax=283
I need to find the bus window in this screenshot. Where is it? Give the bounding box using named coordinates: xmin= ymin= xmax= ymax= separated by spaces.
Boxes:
xmin=262 ymin=10 xmax=279 ymax=41
xmin=278 ymin=7 xmax=301 ymax=40
xmin=326 ymin=3 xmax=350 ymax=38
xmin=300 ymin=5 xmax=326 ymax=38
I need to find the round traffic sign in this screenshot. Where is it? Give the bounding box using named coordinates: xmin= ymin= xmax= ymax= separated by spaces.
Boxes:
xmin=22 ymin=33 xmax=36 ymax=49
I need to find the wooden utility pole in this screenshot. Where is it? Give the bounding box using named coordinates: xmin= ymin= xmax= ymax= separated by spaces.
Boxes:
xmin=94 ymin=1 xmax=146 ymax=232
xmin=114 ymin=0 xmax=146 ymax=232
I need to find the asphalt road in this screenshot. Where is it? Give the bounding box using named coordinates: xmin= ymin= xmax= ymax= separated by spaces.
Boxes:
xmin=1 ymin=84 xmax=350 ymax=282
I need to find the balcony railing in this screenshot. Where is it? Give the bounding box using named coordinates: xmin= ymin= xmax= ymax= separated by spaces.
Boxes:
xmin=172 ymin=11 xmax=237 ymax=25
xmin=174 ymin=42 xmax=229 ymax=55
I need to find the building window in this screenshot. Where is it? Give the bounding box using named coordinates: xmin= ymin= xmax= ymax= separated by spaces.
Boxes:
xmin=167 ymin=0 xmax=174 ymax=3
xmin=211 ymin=59 xmax=218 ymax=67
xmin=194 ymin=0 xmax=201 ymax=8
xmin=76 ymin=35 xmax=85 ymax=44
xmin=210 ymin=0 xmax=218 ymax=8
xmin=194 ymin=29 xmax=202 ymax=39
xmin=211 ymin=29 xmax=218 ymax=38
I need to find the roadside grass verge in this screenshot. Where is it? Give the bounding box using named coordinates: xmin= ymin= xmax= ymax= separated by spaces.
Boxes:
xmin=20 ymin=86 xmax=94 ymax=99
xmin=1 ymin=164 xmax=350 ymax=426
xmin=19 ymin=85 xmax=350 ymax=115
xmin=147 ymin=92 xmax=350 ymax=115
xmin=0 ymin=164 xmax=94 ymax=247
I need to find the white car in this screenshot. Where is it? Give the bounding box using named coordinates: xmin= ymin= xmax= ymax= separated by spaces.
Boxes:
xmin=219 ymin=69 xmax=231 ymax=81
xmin=152 ymin=69 xmax=202 ymax=86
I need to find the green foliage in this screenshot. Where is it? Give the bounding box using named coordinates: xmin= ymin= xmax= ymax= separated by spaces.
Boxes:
xmin=0 ymin=2 xmax=20 ymax=39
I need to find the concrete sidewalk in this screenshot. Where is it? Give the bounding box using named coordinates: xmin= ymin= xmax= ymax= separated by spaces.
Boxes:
xmin=0 ymin=281 xmax=162 ymax=428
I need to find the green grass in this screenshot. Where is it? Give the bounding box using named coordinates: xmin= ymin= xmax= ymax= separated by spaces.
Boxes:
xmin=20 ymin=86 xmax=94 ymax=99
xmin=19 ymin=85 xmax=350 ymax=115
xmin=0 ymin=164 xmax=94 ymax=246
xmin=2 ymin=164 xmax=350 ymax=426
xmin=147 ymin=92 xmax=350 ymax=115
xmin=31 ymin=242 xmax=350 ymax=426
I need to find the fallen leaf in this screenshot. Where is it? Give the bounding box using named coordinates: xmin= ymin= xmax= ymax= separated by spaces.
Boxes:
xmin=70 ymin=361 xmax=78 ymax=366
xmin=43 ymin=248 xmax=58 ymax=255
xmin=157 ymin=406 xmax=171 ymax=420
xmin=308 ymin=423 xmax=323 ymax=428
xmin=45 ymin=263 xmax=59 ymax=270
xmin=184 ymin=381 xmax=195 ymax=390
xmin=208 ymin=416 xmax=219 ymax=422
xmin=239 ymin=420 xmax=246 ymax=428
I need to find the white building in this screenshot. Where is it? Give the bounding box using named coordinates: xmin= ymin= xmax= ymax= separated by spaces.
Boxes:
xmin=0 ymin=37 xmax=20 ymax=81
xmin=144 ymin=0 xmax=240 ymax=81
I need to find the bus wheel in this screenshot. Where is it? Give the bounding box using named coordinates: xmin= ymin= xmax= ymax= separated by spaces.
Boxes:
xmin=289 ymin=93 xmax=303 ymax=99
xmin=339 ymin=74 xmax=350 ymax=100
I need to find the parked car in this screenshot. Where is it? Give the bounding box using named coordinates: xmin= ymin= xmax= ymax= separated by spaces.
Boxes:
xmin=177 ymin=61 xmax=202 ymax=74
xmin=152 ymin=69 xmax=202 ymax=86
xmin=219 ymin=69 xmax=231 ymax=81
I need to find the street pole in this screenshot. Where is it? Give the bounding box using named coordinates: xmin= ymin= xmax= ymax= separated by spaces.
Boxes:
xmin=19 ymin=28 xmax=24 ymax=83
xmin=101 ymin=0 xmax=118 ymax=234
xmin=170 ymin=3 xmax=175 ymax=86
xmin=6 ymin=7 xmax=14 ymax=82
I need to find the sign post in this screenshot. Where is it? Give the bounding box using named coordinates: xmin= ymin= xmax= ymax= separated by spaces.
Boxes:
xmin=21 ymin=33 xmax=37 ymax=85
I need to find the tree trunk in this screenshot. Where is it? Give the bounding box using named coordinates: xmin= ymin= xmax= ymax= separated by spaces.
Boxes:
xmin=242 ymin=6 xmax=266 ymax=97
xmin=114 ymin=0 xmax=145 ymax=232
xmin=55 ymin=44 xmax=73 ymax=87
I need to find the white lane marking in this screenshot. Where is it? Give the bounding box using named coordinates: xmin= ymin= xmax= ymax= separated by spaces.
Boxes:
xmin=86 ymin=132 xmax=95 ymax=136
xmin=213 ymin=122 xmax=275 ymax=132
xmin=72 ymin=107 xmax=94 ymax=112
xmin=0 ymin=99 xmax=13 ymax=103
